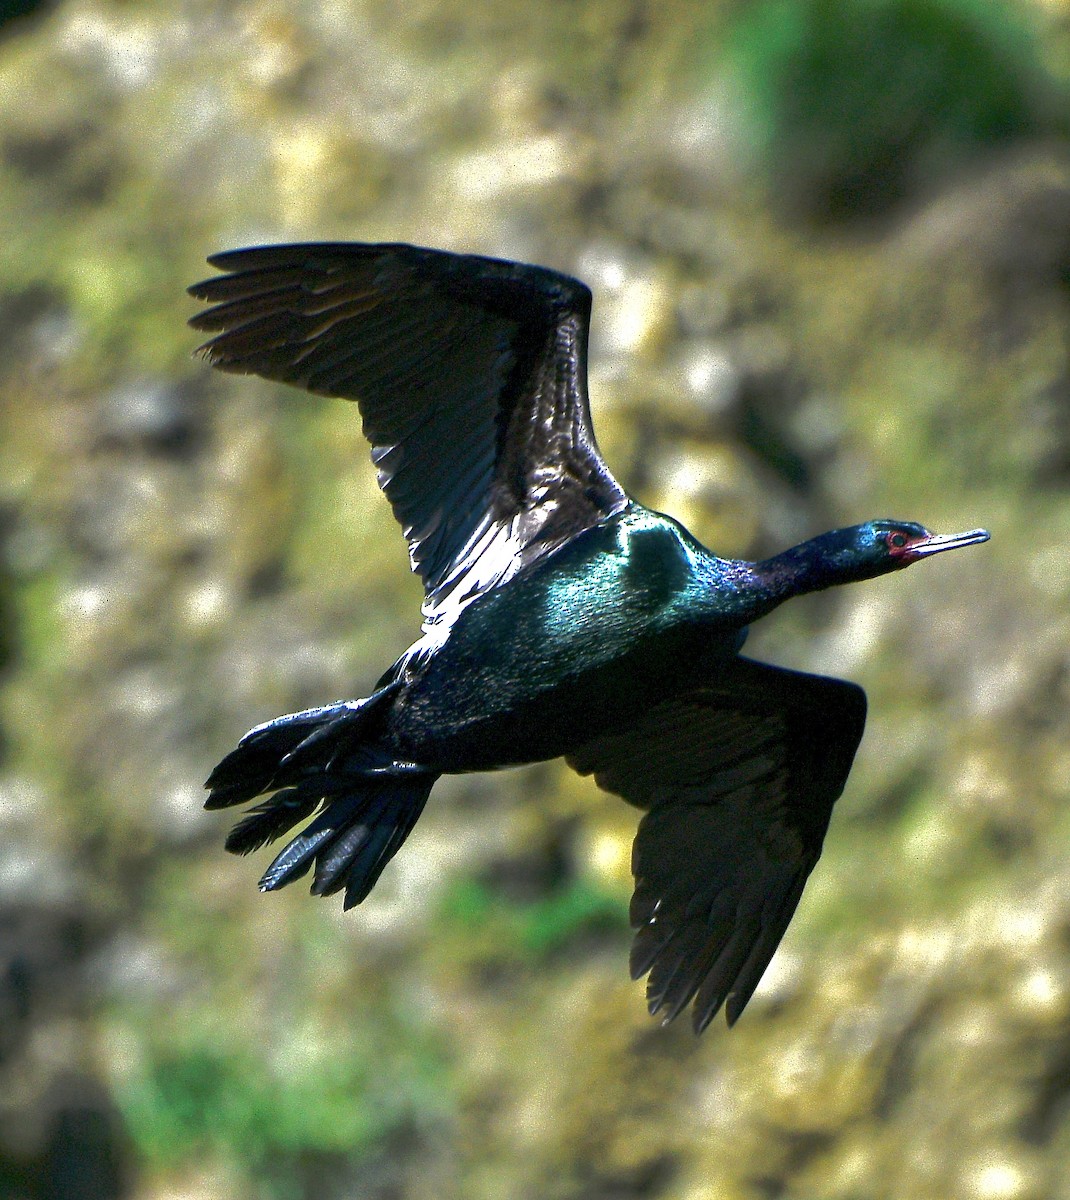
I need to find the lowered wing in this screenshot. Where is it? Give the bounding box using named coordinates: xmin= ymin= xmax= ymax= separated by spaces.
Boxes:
xmin=567 ymin=656 xmax=867 ymax=1031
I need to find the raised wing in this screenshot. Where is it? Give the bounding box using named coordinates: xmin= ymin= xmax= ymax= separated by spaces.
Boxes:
xmin=189 ymin=243 xmax=627 ymax=619
xmin=567 ymin=657 xmax=866 ymax=1032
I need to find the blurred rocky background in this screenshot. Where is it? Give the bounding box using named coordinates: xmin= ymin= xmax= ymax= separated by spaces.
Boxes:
xmin=1 ymin=0 xmax=1069 ymax=1196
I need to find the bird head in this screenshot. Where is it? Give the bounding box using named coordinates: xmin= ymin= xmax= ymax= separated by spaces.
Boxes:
xmin=845 ymin=520 xmax=991 ymax=580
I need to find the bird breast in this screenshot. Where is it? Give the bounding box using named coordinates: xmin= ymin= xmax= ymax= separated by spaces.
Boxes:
xmin=387 ymin=515 xmax=743 ymax=770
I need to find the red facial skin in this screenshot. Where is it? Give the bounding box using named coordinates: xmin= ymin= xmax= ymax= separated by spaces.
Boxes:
xmin=884 ymin=524 xmax=991 ymax=568
xmin=886 ymin=528 xmax=929 ymax=565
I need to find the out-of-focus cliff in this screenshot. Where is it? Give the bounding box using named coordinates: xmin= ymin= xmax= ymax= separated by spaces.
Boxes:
xmin=2 ymin=1 xmax=1070 ymax=1196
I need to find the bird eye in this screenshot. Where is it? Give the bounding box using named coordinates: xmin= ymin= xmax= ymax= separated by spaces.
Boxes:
xmin=889 ymin=533 xmax=908 ymax=548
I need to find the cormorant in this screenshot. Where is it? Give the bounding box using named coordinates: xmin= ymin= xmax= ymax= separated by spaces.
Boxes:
xmin=189 ymin=243 xmax=989 ymax=1031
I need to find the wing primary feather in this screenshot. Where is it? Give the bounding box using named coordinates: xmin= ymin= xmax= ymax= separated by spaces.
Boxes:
xmin=723 ymin=874 xmax=809 ymax=1027
xmin=187 ymin=265 xmax=314 ymax=302
xmin=340 ymin=823 xmax=400 ymax=907
xmin=196 ymin=312 xmax=308 ymax=362
xmin=646 ymin=923 xmax=708 ymax=1017
xmin=629 ymin=919 xmax=676 ymax=981
xmin=657 ymin=918 xmax=736 ymax=1024
xmin=188 ymin=286 xmax=306 ymax=331
xmin=295 ymin=306 xmax=444 ymax=380
xmin=641 ymin=889 xmax=739 ymax=1021
xmin=691 ymin=921 xmax=762 ymax=1033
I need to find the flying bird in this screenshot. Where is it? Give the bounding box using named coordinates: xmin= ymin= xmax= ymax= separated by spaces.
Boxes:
xmin=189 ymin=243 xmax=989 ymax=1031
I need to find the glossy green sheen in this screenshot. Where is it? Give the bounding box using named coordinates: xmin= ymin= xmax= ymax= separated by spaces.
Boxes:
xmin=387 ymin=507 xmax=748 ymax=769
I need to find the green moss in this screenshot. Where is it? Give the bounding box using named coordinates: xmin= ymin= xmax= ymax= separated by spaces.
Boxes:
xmin=438 ymin=875 xmax=628 ymax=964
xmin=10 ymin=562 xmax=66 ymax=679
xmin=115 ymin=1007 xmax=449 ymax=1197
xmin=517 ymin=880 xmax=627 ymax=956
xmin=269 ymin=396 xmax=418 ymax=610
xmin=721 ymin=0 xmax=1056 ymax=220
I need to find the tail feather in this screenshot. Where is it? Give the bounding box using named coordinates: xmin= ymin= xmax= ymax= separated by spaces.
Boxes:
xmin=207 ymin=684 xmax=435 ymax=908
xmin=259 ymin=777 xmax=435 ymax=903
xmin=341 ymin=814 xmax=423 ymax=910
xmin=258 ymin=787 xmax=370 ymax=890
xmin=311 ymin=820 xmax=375 ymax=895
xmin=224 ymin=787 xmax=323 ymax=856
xmin=309 ymin=780 xmax=432 ymax=903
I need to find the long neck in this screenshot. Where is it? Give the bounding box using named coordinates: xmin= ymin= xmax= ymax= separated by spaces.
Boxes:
xmin=723 ymin=533 xmax=858 ymax=624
